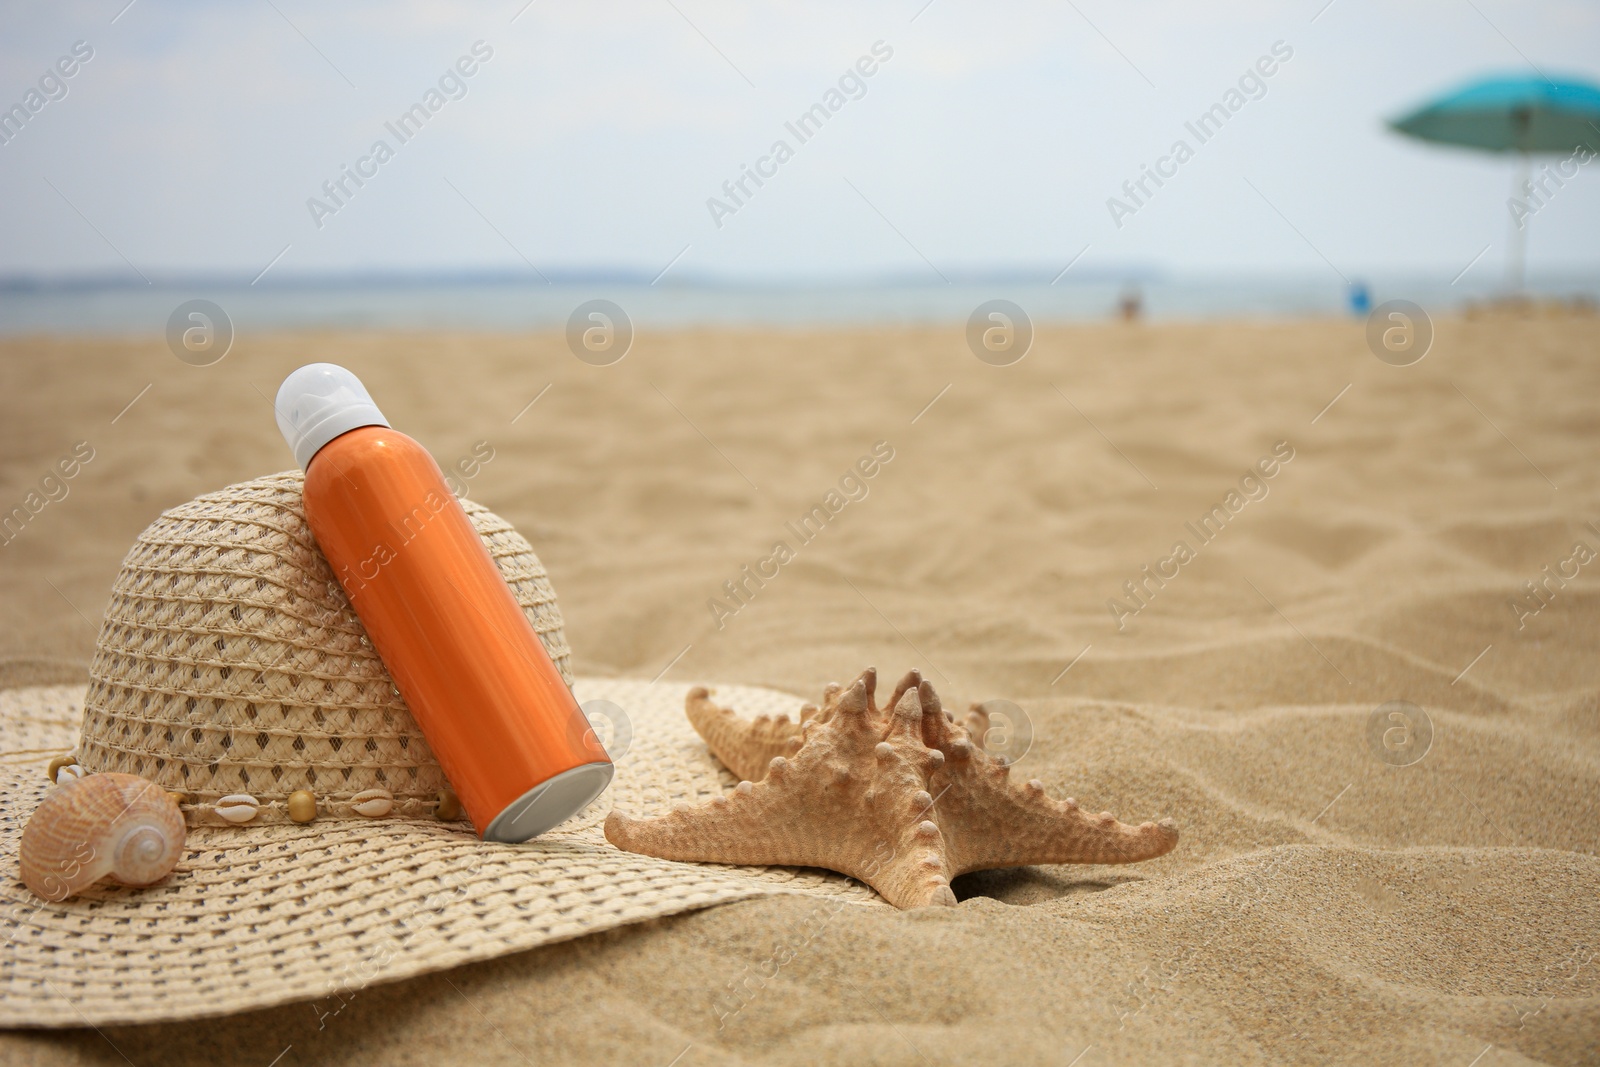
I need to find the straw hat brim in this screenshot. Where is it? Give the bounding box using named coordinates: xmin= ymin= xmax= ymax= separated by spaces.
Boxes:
xmin=0 ymin=674 xmax=883 ymax=1029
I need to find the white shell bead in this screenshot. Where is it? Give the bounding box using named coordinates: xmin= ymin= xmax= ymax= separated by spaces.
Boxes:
xmin=350 ymin=788 xmax=394 ymax=818
xmin=215 ymin=794 xmax=260 ymax=824
xmin=54 ymin=764 xmax=88 ymax=784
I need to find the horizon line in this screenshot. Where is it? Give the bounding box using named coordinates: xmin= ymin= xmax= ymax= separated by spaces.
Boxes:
xmin=5 ymin=262 xmax=1599 ymax=293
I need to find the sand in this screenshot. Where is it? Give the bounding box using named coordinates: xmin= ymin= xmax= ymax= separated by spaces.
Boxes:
xmin=0 ymin=315 xmax=1596 ymax=1065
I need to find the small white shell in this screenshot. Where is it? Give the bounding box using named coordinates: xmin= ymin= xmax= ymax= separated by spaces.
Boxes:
xmin=350 ymin=787 xmax=394 ymax=818
xmin=215 ymin=794 xmax=260 ymax=824
xmin=54 ymin=763 xmax=88 ymax=785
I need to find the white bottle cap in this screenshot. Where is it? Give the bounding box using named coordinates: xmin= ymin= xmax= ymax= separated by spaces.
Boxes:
xmin=274 ymin=363 xmax=390 ymax=469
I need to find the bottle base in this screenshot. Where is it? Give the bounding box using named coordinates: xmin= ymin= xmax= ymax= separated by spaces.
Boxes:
xmin=483 ymin=762 xmax=615 ymax=843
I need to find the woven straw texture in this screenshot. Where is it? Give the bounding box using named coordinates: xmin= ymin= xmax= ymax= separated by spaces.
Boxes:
xmin=77 ymin=470 xmax=572 ymax=825
xmin=0 ymin=475 xmax=882 ymax=1028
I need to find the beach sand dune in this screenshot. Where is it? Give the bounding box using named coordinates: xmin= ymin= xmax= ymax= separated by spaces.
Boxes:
xmin=0 ymin=317 xmax=1594 ymax=1065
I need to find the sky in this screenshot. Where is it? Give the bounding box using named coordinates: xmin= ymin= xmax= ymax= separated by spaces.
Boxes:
xmin=0 ymin=0 xmax=1596 ymax=284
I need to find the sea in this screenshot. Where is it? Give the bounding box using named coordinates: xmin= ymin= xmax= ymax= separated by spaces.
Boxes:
xmin=0 ymin=270 xmax=1594 ymax=334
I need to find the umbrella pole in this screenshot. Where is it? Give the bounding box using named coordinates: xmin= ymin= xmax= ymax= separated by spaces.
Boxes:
xmin=1508 ymin=151 xmax=1529 ymax=294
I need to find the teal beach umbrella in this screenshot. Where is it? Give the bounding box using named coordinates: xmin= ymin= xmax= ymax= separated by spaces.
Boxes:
xmin=1389 ymin=74 xmax=1600 ymax=290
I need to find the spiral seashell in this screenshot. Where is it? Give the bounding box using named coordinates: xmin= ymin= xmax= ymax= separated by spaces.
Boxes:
xmin=54 ymin=763 xmax=88 ymax=785
xmin=19 ymin=772 xmax=186 ymax=901
xmin=350 ymin=787 xmax=394 ymax=818
xmin=46 ymin=754 xmax=79 ymax=782
xmin=215 ymin=794 xmax=260 ymax=824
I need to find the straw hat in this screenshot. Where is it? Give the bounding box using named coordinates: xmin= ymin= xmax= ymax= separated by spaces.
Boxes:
xmin=0 ymin=473 xmax=876 ymax=1028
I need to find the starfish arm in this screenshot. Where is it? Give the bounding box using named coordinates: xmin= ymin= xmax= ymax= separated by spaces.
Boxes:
xmin=685 ymin=687 xmax=803 ymax=782
xmin=603 ymin=786 xmax=954 ymax=909
xmin=916 ymin=681 xmax=1177 ymax=873
xmin=605 ymin=773 xmax=836 ymax=869
xmin=935 ymin=753 xmax=1178 ymax=874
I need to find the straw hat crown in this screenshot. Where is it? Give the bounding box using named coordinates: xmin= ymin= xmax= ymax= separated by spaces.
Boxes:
xmin=73 ymin=471 xmax=572 ymax=825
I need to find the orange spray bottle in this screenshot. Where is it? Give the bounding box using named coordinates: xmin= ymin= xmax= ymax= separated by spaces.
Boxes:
xmin=275 ymin=363 xmax=612 ymax=841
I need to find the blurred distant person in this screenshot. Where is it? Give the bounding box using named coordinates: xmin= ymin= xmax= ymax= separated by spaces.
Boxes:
xmin=1118 ymin=284 xmax=1143 ymax=322
xmin=1348 ymin=280 xmax=1372 ymax=316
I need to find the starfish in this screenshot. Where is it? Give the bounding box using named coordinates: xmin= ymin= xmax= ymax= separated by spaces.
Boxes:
xmin=684 ymin=677 xmax=997 ymax=782
xmin=605 ymin=668 xmax=1179 ymax=909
